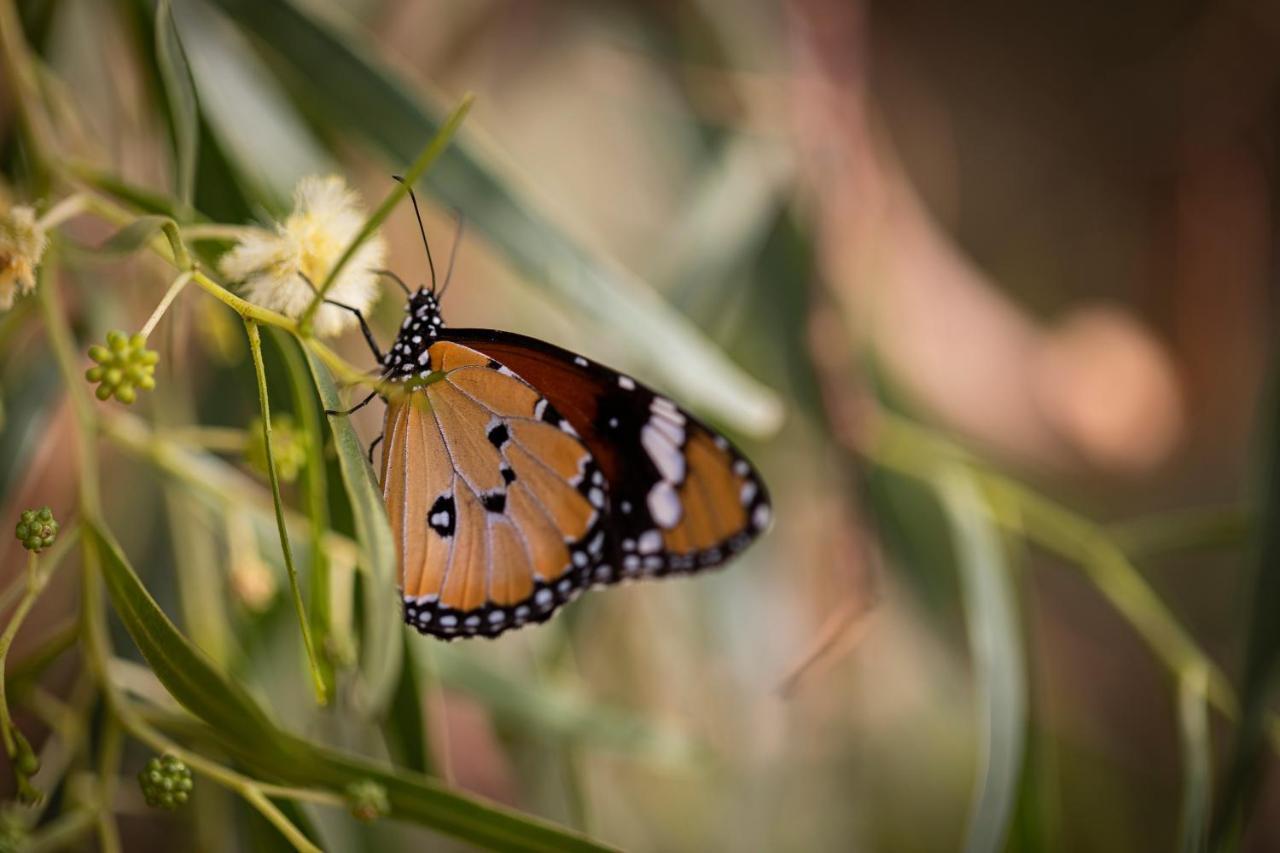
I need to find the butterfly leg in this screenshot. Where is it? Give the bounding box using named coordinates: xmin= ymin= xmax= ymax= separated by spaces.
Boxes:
xmin=325 ymin=389 xmax=378 ymax=417
xmin=366 ymin=433 xmax=384 ymax=465
xmin=296 ymin=271 xmax=385 ymax=362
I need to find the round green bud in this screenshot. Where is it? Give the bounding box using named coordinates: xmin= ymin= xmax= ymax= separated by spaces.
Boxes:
xmin=346 ymin=779 xmax=389 ymax=822
xmin=14 ymin=507 xmax=58 ymax=552
xmin=138 ymin=754 xmax=193 ymax=811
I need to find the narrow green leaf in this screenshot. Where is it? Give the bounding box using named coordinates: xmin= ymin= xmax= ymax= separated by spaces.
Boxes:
xmin=1179 ymin=666 xmax=1212 ymax=853
xmin=90 ymin=522 xmax=613 ymax=851
xmin=68 ymin=163 xmax=183 ymax=218
xmin=233 ymin=729 xmax=617 ymax=853
xmin=85 ymin=520 xmax=281 ymax=752
xmin=938 ymin=466 xmax=1027 ymax=853
xmin=272 ymin=329 xmax=336 ymax=699
xmin=301 ymin=345 xmax=401 ymax=715
xmin=246 ymin=320 xmax=328 ymax=705
xmin=155 ymin=0 xmax=199 ymax=209
xmin=206 ymin=0 xmax=782 ymax=437
xmin=1214 ymin=359 xmax=1280 ymax=845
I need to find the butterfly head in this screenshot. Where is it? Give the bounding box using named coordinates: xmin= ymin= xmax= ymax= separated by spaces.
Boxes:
xmin=382 ymin=287 xmax=446 ymax=378
xmin=407 ymin=287 xmax=446 ymax=333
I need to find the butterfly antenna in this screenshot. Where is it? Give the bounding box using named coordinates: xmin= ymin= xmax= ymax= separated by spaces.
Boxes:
xmin=439 ymin=211 xmax=466 ymax=300
xmin=393 ymin=175 xmax=436 ymax=293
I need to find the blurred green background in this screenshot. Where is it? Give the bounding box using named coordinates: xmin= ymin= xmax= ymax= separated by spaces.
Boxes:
xmin=1 ymin=0 xmax=1279 ymax=851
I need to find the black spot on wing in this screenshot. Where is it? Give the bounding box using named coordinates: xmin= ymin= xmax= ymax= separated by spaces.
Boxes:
xmin=427 ymin=494 xmax=455 ymax=537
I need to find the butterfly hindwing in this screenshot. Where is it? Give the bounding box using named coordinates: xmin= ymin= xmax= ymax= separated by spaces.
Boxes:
xmin=438 ymin=329 xmax=772 ymax=583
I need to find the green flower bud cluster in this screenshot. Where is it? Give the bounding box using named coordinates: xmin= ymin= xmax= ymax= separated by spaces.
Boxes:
xmin=138 ymin=754 xmax=193 ymax=810
xmin=85 ymin=330 xmax=158 ymax=404
xmin=345 ymin=779 xmax=389 ymax=822
xmin=245 ymin=415 xmax=309 ymax=483
xmin=14 ymin=507 xmax=57 ymax=553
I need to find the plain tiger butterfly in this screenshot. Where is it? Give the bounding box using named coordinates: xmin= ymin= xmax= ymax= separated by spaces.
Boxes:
xmin=330 ymin=185 xmax=771 ymax=640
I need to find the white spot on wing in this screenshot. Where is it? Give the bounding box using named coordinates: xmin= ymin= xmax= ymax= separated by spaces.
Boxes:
xmin=651 ymin=397 xmax=685 ymax=424
xmin=618 ymin=375 xmax=635 ymax=390
xmin=647 ymin=481 xmax=682 ymax=528
xmin=752 ymin=503 xmax=771 ymax=530
xmin=642 ymin=424 xmax=686 ymax=483
xmin=649 ymin=415 xmax=684 ymax=446
xmin=574 ymin=356 xmax=588 ymax=367
xmin=638 ymin=529 xmax=662 ymax=554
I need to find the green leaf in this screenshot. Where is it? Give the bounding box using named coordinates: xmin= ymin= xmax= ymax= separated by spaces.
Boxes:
xmin=1178 ymin=666 xmax=1211 ymax=853
xmin=155 ymin=0 xmax=199 ymax=209
xmin=85 ymin=520 xmax=282 ymax=754
xmin=89 ymin=522 xmax=613 ymax=851
xmin=69 ymin=163 xmax=183 ymax=218
xmin=938 ymin=466 xmax=1027 ymax=853
xmin=1213 ymin=360 xmax=1280 ymax=845
xmin=206 ymin=0 xmax=782 ymax=437
xmin=272 ymin=330 xmax=336 ymax=700
xmin=301 ymin=345 xmax=401 ymax=716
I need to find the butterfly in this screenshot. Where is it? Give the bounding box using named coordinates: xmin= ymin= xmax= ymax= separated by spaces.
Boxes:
xmin=329 ymin=186 xmax=771 ymax=640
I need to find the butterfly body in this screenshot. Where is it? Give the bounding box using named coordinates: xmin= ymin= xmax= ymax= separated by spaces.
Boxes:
xmin=376 ymin=287 xmax=771 ymax=640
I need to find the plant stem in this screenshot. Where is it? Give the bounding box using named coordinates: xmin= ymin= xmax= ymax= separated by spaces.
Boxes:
xmin=0 ymin=552 xmax=46 ymax=756
xmin=139 ymin=271 xmax=193 ymax=339
xmin=245 ymin=319 xmax=329 ymax=705
xmin=95 ymin=718 xmax=123 ymax=853
xmin=37 ymin=194 xmax=87 ymax=230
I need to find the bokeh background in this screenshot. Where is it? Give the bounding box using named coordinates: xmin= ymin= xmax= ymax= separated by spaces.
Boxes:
xmin=2 ymin=0 xmax=1279 ymax=850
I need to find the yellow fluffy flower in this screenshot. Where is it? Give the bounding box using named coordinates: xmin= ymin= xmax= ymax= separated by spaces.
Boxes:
xmin=219 ymin=176 xmax=387 ymax=337
xmin=0 ymin=205 xmax=47 ymax=311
